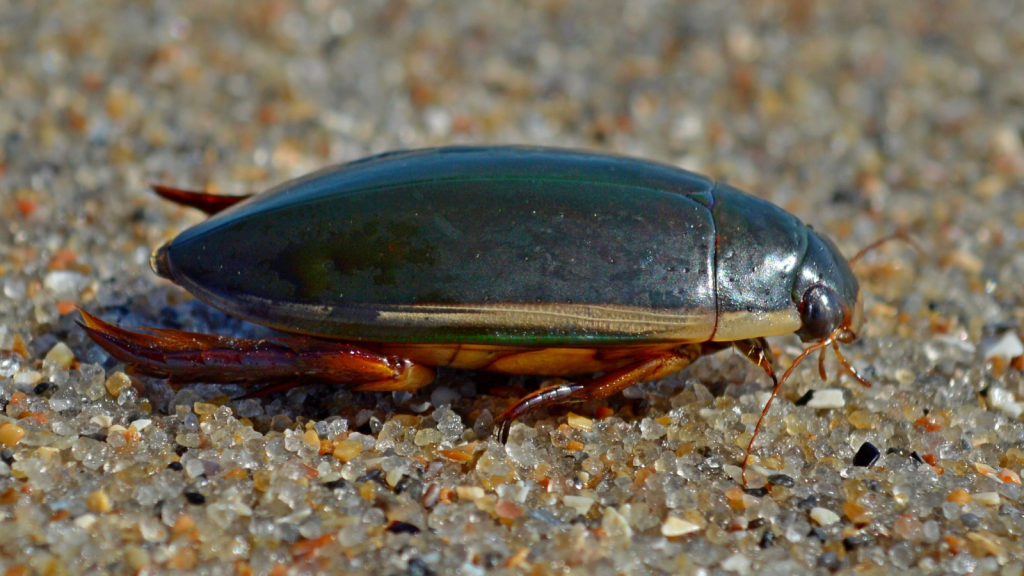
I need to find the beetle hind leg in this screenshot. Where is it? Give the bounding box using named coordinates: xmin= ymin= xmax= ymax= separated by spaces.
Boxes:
xmin=78 ymin=309 xmax=434 ymax=392
xmin=491 ymin=344 xmax=707 ymax=442
xmin=148 ymin=183 xmax=252 ymax=215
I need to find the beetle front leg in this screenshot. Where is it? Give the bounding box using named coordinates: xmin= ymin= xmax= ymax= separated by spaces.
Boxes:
xmin=732 ymin=337 xmax=778 ymax=383
xmin=78 ymin=310 xmax=434 ymax=392
xmin=491 ymin=344 xmax=707 ymax=442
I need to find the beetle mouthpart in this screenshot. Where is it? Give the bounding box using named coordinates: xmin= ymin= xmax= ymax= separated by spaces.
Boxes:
xmin=150 ymin=242 xmax=173 ymax=279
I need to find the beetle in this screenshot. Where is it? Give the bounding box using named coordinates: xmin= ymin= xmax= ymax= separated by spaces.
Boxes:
xmin=80 ymin=146 xmax=870 ymax=475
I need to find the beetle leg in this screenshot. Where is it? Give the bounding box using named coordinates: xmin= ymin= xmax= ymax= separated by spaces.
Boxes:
xmin=78 ymin=309 xmax=434 ymax=391
xmin=148 ymin=183 xmax=252 ymax=215
xmin=491 ymin=380 xmax=588 ymax=442
xmin=832 ymin=340 xmax=872 ymax=388
xmin=743 ymin=337 xmax=833 ymax=485
xmin=731 ymin=338 xmax=777 ymax=383
xmin=492 ymin=344 xmax=705 ymax=442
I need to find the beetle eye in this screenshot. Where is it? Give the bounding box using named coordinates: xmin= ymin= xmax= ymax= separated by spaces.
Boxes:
xmin=797 ymin=285 xmax=844 ymax=342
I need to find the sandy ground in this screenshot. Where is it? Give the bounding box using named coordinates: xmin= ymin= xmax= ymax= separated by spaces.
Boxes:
xmin=3 ymin=1 xmax=1024 ymax=574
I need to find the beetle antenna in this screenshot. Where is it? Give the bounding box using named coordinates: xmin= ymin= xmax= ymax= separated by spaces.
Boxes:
xmin=849 ymin=231 xmax=925 ymax=265
xmin=832 ymin=340 xmax=872 ymax=388
xmin=743 ymin=336 xmax=832 ymax=486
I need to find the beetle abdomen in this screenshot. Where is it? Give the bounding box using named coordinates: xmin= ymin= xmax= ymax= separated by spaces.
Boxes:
xmin=160 ymin=147 xmax=720 ymax=344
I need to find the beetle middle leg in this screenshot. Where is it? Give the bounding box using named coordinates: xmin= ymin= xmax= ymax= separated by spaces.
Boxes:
xmin=491 ymin=343 xmax=709 ymax=442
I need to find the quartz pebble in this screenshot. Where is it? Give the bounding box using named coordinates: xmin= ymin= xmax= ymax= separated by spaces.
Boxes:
xmin=74 ymin=514 xmax=98 ymax=529
xmin=661 ymin=516 xmax=702 ymax=537
xmin=495 ymin=499 xmax=523 ymax=520
xmin=810 ymin=507 xmax=841 ymax=527
xmin=456 ymin=486 xmax=485 ymax=501
xmin=721 ymin=554 xmax=752 ymax=576
xmin=804 ymin=389 xmax=846 ymax=409
xmin=13 ymin=371 xmax=42 ymax=386
xmin=332 ymin=440 xmax=362 ymax=462
xmin=105 ymin=372 xmax=132 ymax=396
xmin=89 ymin=414 xmax=113 ymax=428
xmin=640 ymin=417 xmax=667 ymax=439
xmin=130 ymin=419 xmax=152 ymax=431
xmin=566 ymin=412 xmax=593 ymax=432
xmin=44 ymin=343 xmax=74 ymax=368
xmin=563 ymin=495 xmax=595 ymax=516
xmin=987 ymin=387 xmax=1024 ymax=418
xmin=980 ymin=331 xmax=1024 ymax=360
xmin=0 ymin=424 xmax=25 ymax=448
xmin=86 ymin=489 xmax=112 ymax=513
xmin=974 ymin=492 xmax=1002 ymax=506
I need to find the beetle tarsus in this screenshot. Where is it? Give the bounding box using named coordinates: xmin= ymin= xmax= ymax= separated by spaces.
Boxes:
xmin=78 ymin=309 xmax=435 ymax=390
xmin=148 ymin=183 xmax=251 ymax=215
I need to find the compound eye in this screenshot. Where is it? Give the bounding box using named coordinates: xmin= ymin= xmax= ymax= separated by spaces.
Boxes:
xmin=797 ymin=285 xmax=844 ymax=342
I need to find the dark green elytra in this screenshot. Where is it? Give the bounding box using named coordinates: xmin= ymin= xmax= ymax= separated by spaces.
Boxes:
xmin=156 ymin=146 xmax=857 ymax=345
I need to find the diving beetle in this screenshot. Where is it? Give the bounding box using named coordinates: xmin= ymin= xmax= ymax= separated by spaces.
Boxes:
xmin=81 ymin=146 xmax=872 ymax=473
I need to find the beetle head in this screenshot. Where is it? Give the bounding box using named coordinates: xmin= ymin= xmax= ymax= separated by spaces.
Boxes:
xmin=793 ymin=230 xmax=863 ymax=343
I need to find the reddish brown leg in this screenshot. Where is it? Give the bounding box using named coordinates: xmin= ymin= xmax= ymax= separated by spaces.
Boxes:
xmin=732 ymin=338 xmax=785 ymax=484
xmin=148 ymin=183 xmax=252 ymax=215
xmin=742 ymin=337 xmax=835 ymax=485
xmin=78 ymin=310 xmax=434 ymax=392
xmin=491 ymin=380 xmax=587 ymax=442
xmin=732 ymin=337 xmax=777 ymax=383
xmin=492 ymin=344 xmax=706 ymax=442
xmin=832 ymin=340 xmax=872 ymax=388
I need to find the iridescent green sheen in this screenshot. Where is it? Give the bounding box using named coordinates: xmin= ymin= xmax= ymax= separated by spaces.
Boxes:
xmin=156 ymin=146 xmax=858 ymax=345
